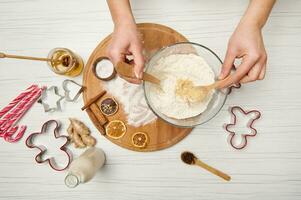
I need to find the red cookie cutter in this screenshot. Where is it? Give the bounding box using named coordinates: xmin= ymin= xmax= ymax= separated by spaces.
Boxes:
xmin=25 ymin=120 xmax=72 ymax=171
xmin=224 ymin=106 xmax=261 ymax=150
xmin=228 ymin=83 xmax=241 ymax=95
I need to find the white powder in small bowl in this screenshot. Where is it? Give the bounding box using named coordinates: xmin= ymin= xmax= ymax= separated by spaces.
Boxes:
xmin=95 ymin=59 xmax=115 ymax=79
xmin=148 ymin=54 xmax=215 ymax=119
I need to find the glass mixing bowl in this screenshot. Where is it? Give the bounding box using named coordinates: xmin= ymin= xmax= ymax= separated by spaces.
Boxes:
xmin=143 ymin=42 xmax=229 ymax=128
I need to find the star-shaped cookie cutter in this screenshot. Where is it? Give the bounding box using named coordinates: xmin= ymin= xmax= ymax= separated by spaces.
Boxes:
xmin=38 ymin=86 xmax=64 ymax=112
xmin=224 ymin=106 xmax=261 ymax=150
xmin=62 ymin=79 xmax=86 ymax=102
xmin=25 ymin=120 xmax=72 ymax=171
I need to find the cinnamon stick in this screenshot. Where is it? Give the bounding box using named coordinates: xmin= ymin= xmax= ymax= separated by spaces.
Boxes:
xmin=90 ymin=103 xmax=108 ymax=126
xmin=81 ymin=90 xmax=106 ymax=111
xmin=86 ymin=108 xmax=106 ymax=135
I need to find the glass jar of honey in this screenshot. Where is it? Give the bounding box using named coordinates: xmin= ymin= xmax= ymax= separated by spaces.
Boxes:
xmin=47 ymin=48 xmax=84 ymax=77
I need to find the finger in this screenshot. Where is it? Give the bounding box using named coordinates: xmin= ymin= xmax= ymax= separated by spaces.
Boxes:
xmin=107 ymin=46 xmax=125 ymax=65
xmin=258 ymin=62 xmax=266 ymax=80
xmin=220 ymin=55 xmax=258 ymax=88
xmin=131 ymin=45 xmax=145 ymax=79
xmin=258 ymin=55 xmax=267 ymax=80
xmin=107 ymin=46 xmax=141 ymax=84
xmin=240 ymin=61 xmax=263 ymax=83
xmin=220 ymin=48 xmax=236 ymax=79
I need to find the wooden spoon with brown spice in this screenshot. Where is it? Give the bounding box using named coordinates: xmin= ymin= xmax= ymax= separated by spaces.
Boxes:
xmin=181 ymin=151 xmax=231 ymax=181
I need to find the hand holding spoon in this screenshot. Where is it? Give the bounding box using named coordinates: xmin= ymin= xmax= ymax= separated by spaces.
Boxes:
xmin=181 ymin=151 xmax=231 ymax=181
xmin=115 ymin=61 xmax=160 ymax=85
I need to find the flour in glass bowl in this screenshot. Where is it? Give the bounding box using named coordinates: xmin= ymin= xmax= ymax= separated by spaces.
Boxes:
xmin=148 ymin=54 xmax=215 ymax=119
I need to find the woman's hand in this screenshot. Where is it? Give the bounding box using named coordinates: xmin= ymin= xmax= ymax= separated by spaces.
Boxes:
xmin=106 ymin=0 xmax=144 ymax=84
xmin=107 ymin=22 xmax=144 ymax=84
xmin=219 ymin=0 xmax=275 ymax=88
xmin=219 ymin=21 xmax=267 ymax=88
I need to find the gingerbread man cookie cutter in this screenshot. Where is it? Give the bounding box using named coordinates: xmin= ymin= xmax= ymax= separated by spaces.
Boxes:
xmin=224 ymin=106 xmax=261 ymax=150
xmin=25 ymin=120 xmax=72 ymax=171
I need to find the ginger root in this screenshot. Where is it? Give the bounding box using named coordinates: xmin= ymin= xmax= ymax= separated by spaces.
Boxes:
xmin=67 ymin=118 xmax=96 ymax=148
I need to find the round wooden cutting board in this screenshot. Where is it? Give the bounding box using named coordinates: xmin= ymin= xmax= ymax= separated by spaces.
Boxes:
xmin=83 ymin=23 xmax=193 ymax=152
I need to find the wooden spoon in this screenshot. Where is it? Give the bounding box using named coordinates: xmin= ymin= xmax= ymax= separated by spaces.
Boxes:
xmin=182 ymin=76 xmax=231 ymax=102
xmin=181 ymin=151 xmax=231 ymax=181
xmin=115 ymin=61 xmax=160 ymax=85
xmin=0 ymin=52 xmax=60 ymax=63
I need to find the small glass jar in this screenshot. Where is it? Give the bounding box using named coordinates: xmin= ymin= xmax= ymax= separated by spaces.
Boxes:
xmin=47 ymin=48 xmax=84 ymax=77
xmin=64 ymin=147 xmax=106 ymax=188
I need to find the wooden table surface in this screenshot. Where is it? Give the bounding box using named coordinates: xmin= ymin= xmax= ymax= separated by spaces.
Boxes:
xmin=0 ymin=0 xmax=300 ymax=199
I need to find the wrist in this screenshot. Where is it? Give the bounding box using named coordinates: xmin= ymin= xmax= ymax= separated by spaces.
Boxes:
xmin=113 ymin=13 xmax=135 ymax=27
xmin=239 ymin=0 xmax=275 ymax=30
xmin=239 ymin=16 xmax=263 ymax=31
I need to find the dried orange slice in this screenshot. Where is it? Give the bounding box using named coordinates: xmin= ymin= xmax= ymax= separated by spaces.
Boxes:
xmin=105 ymin=120 xmax=126 ymax=139
xmin=132 ymin=132 xmax=149 ymax=148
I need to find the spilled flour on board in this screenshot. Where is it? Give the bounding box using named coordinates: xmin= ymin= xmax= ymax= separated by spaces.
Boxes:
xmin=104 ymin=76 xmax=157 ymax=127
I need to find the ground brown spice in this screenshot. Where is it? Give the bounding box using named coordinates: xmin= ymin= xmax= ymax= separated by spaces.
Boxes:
xmin=181 ymin=151 xmax=196 ymax=165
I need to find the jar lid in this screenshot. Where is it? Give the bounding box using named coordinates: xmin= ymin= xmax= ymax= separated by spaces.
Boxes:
xmin=64 ymin=173 xmax=79 ymax=188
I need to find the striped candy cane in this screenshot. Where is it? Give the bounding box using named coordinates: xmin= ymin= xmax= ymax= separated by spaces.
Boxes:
xmin=0 ymin=85 xmax=38 ymax=118
xmin=0 ymin=86 xmax=40 ymax=130
xmin=0 ymin=87 xmax=42 ymax=135
xmin=4 ymin=125 xmax=27 ymax=143
xmin=4 ymin=87 xmax=44 ymax=142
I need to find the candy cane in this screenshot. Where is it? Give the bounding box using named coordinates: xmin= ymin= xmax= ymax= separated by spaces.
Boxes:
xmin=4 ymin=125 xmax=27 ymax=143
xmin=0 ymin=86 xmax=40 ymax=129
xmin=3 ymin=125 xmax=19 ymax=137
xmin=0 ymin=87 xmax=42 ymax=134
xmin=5 ymin=88 xmax=43 ymax=142
xmin=0 ymin=87 xmax=39 ymax=127
xmin=0 ymin=85 xmax=38 ymax=118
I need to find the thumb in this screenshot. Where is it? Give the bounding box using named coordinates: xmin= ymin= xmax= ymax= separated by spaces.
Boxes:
xmin=131 ymin=46 xmax=144 ymax=79
xmin=220 ymin=48 xmax=236 ymax=79
xmin=220 ymin=56 xmax=256 ymax=88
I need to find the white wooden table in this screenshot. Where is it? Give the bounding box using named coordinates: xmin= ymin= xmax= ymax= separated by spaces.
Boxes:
xmin=1 ymin=0 xmax=301 ymax=199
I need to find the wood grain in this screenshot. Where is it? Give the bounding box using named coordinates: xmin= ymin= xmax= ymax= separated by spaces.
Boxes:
xmin=0 ymin=0 xmax=301 ymax=200
xmin=83 ymin=23 xmax=192 ymax=152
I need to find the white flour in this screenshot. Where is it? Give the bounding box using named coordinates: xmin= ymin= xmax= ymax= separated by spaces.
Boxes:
xmin=104 ymin=75 xmax=157 ymax=127
xmin=149 ymin=54 xmax=215 ymax=119
xmin=95 ymin=59 xmax=114 ymax=79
